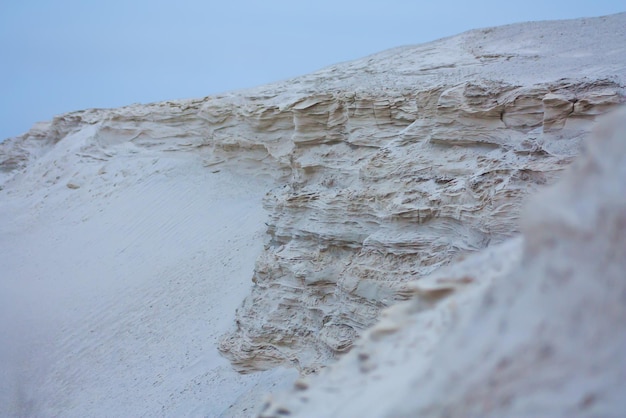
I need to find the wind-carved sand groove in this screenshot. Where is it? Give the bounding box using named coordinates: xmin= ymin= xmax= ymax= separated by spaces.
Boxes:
xmin=0 ymin=13 xmax=624 ymax=415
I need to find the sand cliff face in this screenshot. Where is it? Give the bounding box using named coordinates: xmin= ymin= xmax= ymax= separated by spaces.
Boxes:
xmin=259 ymin=106 xmax=626 ymax=418
xmin=0 ymin=13 xmax=625 ymax=414
xmin=217 ymin=77 xmax=623 ymax=374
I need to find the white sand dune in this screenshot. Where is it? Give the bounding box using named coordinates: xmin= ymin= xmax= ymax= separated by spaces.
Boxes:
xmin=0 ymin=12 xmax=624 ymax=418
xmin=0 ymin=145 xmax=295 ymax=416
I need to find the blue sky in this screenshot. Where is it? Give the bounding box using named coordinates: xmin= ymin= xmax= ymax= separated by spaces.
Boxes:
xmin=0 ymin=1 xmax=624 ymax=140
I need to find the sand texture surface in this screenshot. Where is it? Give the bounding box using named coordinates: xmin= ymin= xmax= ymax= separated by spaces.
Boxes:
xmin=0 ymin=12 xmax=624 ymax=417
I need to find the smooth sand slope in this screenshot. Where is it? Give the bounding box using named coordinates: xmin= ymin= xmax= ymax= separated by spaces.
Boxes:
xmin=0 ymin=143 xmax=294 ymax=416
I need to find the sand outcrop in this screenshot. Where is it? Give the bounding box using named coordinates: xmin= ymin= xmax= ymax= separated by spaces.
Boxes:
xmin=214 ymin=14 xmax=625 ymax=374
xmin=0 ymin=12 xmax=624 ymax=417
xmin=259 ymin=106 xmax=626 ymax=418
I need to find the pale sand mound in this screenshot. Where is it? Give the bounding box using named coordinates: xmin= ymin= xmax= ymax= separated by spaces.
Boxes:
xmin=0 ymin=13 xmax=623 ymax=418
xmin=0 ymin=144 xmax=296 ymax=417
